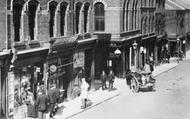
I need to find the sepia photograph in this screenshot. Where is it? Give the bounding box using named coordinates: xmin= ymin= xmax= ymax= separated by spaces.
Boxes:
xmin=0 ymin=0 xmax=190 ymax=119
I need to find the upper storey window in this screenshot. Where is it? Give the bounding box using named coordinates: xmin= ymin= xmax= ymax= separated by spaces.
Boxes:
xmin=60 ymin=2 xmax=68 ymax=36
xmin=94 ymin=2 xmax=105 ymax=31
xmin=49 ymin=1 xmax=58 ymax=37
xmin=75 ymin=2 xmax=82 ymax=34
xmin=28 ymin=0 xmax=39 ymax=40
xmin=13 ymin=0 xmax=24 ymax=42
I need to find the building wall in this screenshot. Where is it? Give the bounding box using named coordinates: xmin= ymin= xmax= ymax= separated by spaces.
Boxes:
xmin=0 ymin=0 xmax=6 ymax=50
xmin=165 ymin=11 xmax=177 ymax=36
xmin=155 ymin=0 xmax=165 ymax=36
xmin=141 ymin=0 xmax=156 ymax=35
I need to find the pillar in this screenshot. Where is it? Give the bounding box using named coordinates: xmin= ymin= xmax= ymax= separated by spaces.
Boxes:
xmin=154 ymin=44 xmax=158 ymax=65
xmin=122 ymin=46 xmax=126 ymax=77
xmin=55 ymin=11 xmax=60 ymax=37
xmin=129 ymin=47 xmax=132 ymax=69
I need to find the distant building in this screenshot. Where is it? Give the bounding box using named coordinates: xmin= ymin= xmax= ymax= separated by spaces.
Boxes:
xmin=165 ymin=0 xmax=190 ymax=57
xmin=0 ymin=0 xmax=169 ymax=118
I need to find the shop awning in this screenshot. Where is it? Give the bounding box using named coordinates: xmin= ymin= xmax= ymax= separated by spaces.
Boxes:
xmin=51 ymin=36 xmax=77 ymax=51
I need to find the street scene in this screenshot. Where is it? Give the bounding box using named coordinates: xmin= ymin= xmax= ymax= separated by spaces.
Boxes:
xmin=67 ymin=54 xmax=190 ymax=119
xmin=0 ymin=0 xmax=190 ymax=119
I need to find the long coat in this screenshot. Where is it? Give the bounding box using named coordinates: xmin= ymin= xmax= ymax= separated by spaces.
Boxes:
xmin=108 ymin=73 xmax=115 ymax=83
xmin=25 ymin=93 xmax=37 ymax=118
xmin=35 ymin=94 xmax=48 ymax=112
xmin=80 ymin=81 xmax=89 ymax=99
xmin=53 ymin=88 xmax=60 ymax=103
xmin=47 ymin=89 xmax=56 ymax=104
xmin=100 ymin=74 xmax=107 ymax=83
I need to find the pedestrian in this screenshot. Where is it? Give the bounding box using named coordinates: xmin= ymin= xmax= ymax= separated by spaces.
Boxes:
xmin=35 ymin=91 xmax=48 ymax=119
xmin=53 ymin=85 xmax=60 ymax=113
xmin=25 ymin=88 xmax=38 ymax=118
xmin=108 ymin=70 xmax=115 ymax=91
xmin=100 ymin=70 xmax=107 ymax=90
xmin=126 ymin=69 xmax=132 ymax=88
xmin=47 ymin=84 xmax=57 ymax=118
xmin=80 ymin=78 xmax=89 ymax=109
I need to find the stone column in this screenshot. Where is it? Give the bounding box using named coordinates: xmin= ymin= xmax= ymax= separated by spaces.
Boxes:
xmin=122 ymin=46 xmax=126 ymax=77
xmin=55 ymin=11 xmax=60 ymax=37
xmin=154 ymin=43 xmax=158 ymax=65
xmin=129 ymin=47 xmax=132 ymax=69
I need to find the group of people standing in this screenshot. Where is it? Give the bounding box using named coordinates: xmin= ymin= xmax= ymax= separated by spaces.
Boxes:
xmin=20 ymin=83 xmax=60 ymax=119
xmin=100 ymin=70 xmax=115 ymax=91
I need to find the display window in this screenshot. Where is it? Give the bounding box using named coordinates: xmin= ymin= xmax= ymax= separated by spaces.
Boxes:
xmin=14 ymin=67 xmax=31 ymax=108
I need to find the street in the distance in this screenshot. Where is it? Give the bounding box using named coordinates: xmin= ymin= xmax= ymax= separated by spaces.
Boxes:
xmin=69 ymin=58 xmax=190 ymax=119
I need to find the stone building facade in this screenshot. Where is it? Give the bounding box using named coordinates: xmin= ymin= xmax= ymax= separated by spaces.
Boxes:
xmin=155 ymin=0 xmax=166 ymax=64
xmin=165 ymin=0 xmax=190 ymax=57
xmin=0 ymin=0 xmax=167 ymax=118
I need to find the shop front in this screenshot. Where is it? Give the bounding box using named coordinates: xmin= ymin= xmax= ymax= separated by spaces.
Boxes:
xmin=47 ymin=37 xmax=75 ymax=100
xmin=141 ymin=34 xmax=157 ymax=64
xmin=9 ymin=48 xmax=48 ymax=119
xmin=156 ymin=35 xmax=168 ymax=64
xmin=48 ymin=35 xmax=97 ymax=100
xmin=72 ymin=36 xmax=97 ymax=97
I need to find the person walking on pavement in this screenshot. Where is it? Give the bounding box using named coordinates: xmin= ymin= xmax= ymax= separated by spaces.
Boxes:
xmin=47 ymin=84 xmax=57 ymax=118
xmin=80 ymin=78 xmax=89 ymax=109
xmin=53 ymin=85 xmax=60 ymax=113
xmin=25 ymin=88 xmax=38 ymax=118
xmin=35 ymin=91 xmax=48 ymax=119
xmin=100 ymin=70 xmax=107 ymax=90
xmin=108 ymin=70 xmax=115 ymax=91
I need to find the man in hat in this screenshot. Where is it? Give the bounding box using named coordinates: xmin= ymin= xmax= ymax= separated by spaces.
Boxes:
xmin=47 ymin=84 xmax=56 ymax=118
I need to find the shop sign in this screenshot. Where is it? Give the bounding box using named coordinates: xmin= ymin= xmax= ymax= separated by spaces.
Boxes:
xmin=8 ymin=71 xmax=14 ymax=116
xmin=73 ymin=52 xmax=85 ymax=68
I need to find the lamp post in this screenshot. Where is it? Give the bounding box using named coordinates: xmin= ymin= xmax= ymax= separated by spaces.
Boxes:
xmin=114 ymin=48 xmax=121 ymax=76
xmin=132 ymin=41 xmax=138 ymax=70
xmin=177 ymin=38 xmax=180 ymax=62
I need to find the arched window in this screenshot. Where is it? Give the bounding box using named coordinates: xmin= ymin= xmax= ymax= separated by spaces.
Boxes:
xmin=126 ymin=1 xmax=130 ymax=31
xmin=13 ymin=0 xmax=24 ymax=42
xmin=94 ymin=2 xmax=105 ymax=31
xmin=144 ymin=17 xmax=147 ymax=34
xmin=149 ymin=16 xmax=152 ymax=33
xmin=144 ymin=0 xmax=147 ymax=7
xmin=135 ymin=1 xmax=139 ymax=29
xmin=49 ymin=1 xmax=58 ymax=37
xmin=151 ymin=16 xmax=154 ymax=32
xmin=84 ymin=3 xmax=90 ymax=33
xmin=28 ymin=0 xmax=39 ymax=40
xmin=132 ymin=1 xmax=135 ymax=29
xmin=60 ymin=2 xmax=68 ymax=36
xmin=75 ymin=2 xmax=82 ymax=34
xmin=128 ymin=0 xmax=132 ymax=31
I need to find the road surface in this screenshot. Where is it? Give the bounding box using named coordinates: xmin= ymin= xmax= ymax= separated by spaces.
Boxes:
xmin=69 ymin=59 xmax=190 ymax=119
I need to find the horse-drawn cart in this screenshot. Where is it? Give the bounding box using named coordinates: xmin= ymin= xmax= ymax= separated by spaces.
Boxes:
xmin=126 ymin=71 xmax=156 ymax=93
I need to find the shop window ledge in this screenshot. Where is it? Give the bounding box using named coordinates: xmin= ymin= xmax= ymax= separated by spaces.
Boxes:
xmin=29 ymin=40 xmax=40 ymax=48
xmin=13 ymin=42 xmax=26 ymax=50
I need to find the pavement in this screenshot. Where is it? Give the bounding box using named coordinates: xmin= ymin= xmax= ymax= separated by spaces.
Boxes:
xmin=53 ymin=50 xmax=190 ymax=119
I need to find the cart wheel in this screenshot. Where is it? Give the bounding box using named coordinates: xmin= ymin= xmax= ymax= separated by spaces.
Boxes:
xmin=131 ymin=78 xmax=139 ymax=93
